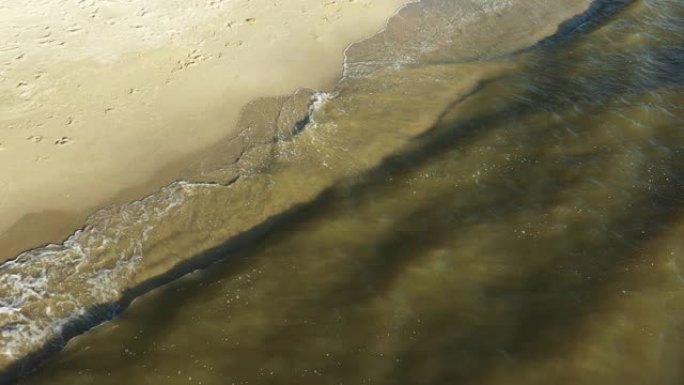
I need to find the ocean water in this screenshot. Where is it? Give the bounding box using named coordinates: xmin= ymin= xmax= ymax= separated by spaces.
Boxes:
xmin=3 ymin=0 xmax=684 ymax=383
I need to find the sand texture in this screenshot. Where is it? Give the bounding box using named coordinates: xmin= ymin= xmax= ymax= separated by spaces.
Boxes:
xmin=0 ymin=0 xmax=410 ymax=260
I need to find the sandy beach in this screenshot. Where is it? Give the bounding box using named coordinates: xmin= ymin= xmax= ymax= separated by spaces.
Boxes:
xmin=0 ymin=0 xmax=410 ymax=262
xmin=4 ymin=0 xmax=684 ymax=384
xmin=6 ymin=0 xmax=652 ymax=381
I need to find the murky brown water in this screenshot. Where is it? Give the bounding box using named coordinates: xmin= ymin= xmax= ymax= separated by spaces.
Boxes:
xmin=8 ymin=0 xmax=684 ymax=383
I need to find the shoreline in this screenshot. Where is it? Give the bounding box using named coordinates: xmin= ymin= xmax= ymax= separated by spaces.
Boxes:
xmin=0 ymin=0 xmax=600 ymax=380
xmin=8 ymin=0 xmax=684 ymax=384
xmin=0 ymin=0 xmax=412 ymax=263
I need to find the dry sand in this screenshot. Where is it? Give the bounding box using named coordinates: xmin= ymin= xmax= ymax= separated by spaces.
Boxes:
xmin=0 ymin=0 xmax=411 ymax=261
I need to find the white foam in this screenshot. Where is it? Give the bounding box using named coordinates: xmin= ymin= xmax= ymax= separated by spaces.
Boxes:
xmin=0 ymin=180 xmax=203 ymax=362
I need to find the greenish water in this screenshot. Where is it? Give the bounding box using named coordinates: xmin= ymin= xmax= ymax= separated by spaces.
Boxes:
xmin=13 ymin=0 xmax=684 ymax=384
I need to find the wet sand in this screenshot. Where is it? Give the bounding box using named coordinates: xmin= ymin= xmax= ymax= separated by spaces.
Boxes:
xmin=0 ymin=0 xmax=411 ymax=262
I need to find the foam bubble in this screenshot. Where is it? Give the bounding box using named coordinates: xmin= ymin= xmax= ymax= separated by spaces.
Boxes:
xmin=0 ymin=181 xmax=198 ymax=363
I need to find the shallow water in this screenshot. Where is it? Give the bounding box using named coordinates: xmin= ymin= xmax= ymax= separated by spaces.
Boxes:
xmin=8 ymin=0 xmax=684 ymax=383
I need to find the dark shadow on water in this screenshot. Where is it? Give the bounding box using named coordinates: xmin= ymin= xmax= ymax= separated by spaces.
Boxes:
xmin=529 ymin=0 xmax=634 ymax=49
